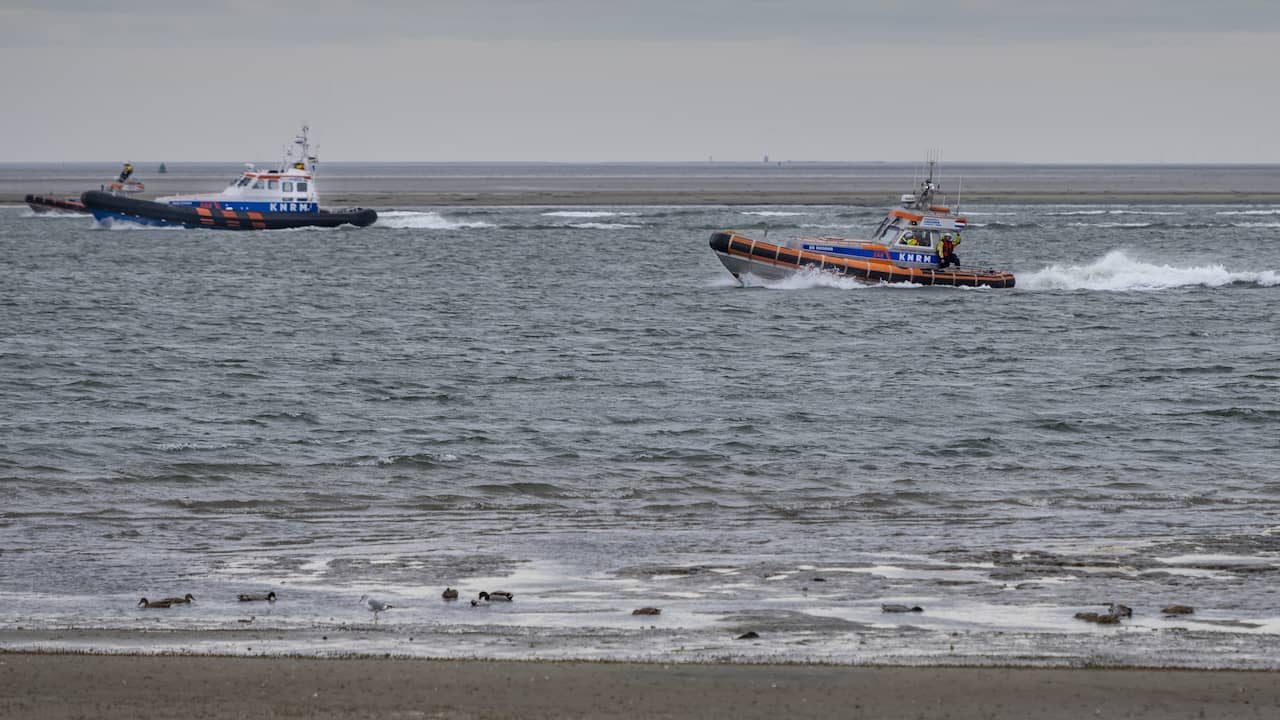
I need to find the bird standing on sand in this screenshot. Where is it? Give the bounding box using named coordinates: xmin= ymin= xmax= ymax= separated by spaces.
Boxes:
xmin=360 ymin=594 xmax=393 ymax=621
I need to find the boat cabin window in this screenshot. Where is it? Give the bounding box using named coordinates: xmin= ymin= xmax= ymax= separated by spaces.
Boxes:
xmin=252 ymin=179 xmax=265 ymax=189
xmin=296 ymin=182 xmax=308 ymax=192
xmin=282 ymin=181 xmax=294 ymax=192
xmin=897 ymin=230 xmax=935 ymax=248
xmin=236 ymin=176 xmax=252 ymax=187
xmin=267 ymin=180 xmax=278 ymax=190
xmin=873 ymin=217 xmax=894 ymax=240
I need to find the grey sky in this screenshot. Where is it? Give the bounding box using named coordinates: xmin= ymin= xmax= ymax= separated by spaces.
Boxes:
xmin=2 ymin=1 xmax=1277 ymax=162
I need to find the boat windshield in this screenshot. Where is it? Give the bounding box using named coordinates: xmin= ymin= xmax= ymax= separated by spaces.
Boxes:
xmin=873 ymin=216 xmax=895 ymax=240
xmin=897 ymin=230 xmax=935 ymax=248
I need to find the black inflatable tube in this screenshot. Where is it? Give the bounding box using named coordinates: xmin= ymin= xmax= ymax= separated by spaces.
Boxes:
xmin=80 ymin=191 xmax=377 ymax=230
xmin=25 ymin=194 xmax=88 ymax=213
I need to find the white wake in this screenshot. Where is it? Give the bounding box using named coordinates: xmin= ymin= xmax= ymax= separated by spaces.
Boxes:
xmin=376 ymin=211 xmax=494 ymax=229
xmin=1021 ymin=250 xmax=1280 ymax=290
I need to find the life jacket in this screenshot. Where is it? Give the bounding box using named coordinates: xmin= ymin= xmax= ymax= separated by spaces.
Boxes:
xmin=941 ymin=237 xmax=955 ymax=255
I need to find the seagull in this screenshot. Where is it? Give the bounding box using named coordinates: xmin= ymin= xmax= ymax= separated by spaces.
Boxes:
xmin=360 ymin=594 xmax=393 ymax=621
xmin=238 ymin=592 xmax=277 ymax=602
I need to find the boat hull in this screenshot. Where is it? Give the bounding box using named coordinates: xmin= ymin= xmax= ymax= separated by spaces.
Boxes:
xmin=710 ymin=231 xmax=1015 ymax=288
xmin=80 ymin=191 xmax=377 ymax=230
xmin=25 ymin=194 xmax=88 ymax=214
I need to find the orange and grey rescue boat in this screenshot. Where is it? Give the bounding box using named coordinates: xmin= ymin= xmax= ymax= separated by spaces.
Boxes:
xmin=709 ymin=161 xmax=1015 ymax=289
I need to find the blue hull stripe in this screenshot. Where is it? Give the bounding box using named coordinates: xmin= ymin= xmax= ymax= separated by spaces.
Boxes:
xmin=165 ymin=200 xmax=318 ymax=213
xmin=801 ymin=243 xmax=939 ymax=267
xmin=801 ymin=243 xmax=881 ymax=260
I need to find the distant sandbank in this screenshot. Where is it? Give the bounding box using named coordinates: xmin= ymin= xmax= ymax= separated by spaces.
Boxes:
xmin=6 ymin=168 xmax=1280 ymax=207
xmin=324 ymin=190 xmax=1280 ymax=206
xmin=8 ymin=189 xmax=1280 ymax=207
xmin=3 ymin=653 xmax=1277 ymax=719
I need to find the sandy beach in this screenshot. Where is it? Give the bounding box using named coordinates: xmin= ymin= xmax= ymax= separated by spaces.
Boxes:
xmin=2 ymin=653 xmax=1278 ymax=719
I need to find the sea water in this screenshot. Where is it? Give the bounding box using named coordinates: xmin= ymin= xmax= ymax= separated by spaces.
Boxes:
xmin=1 ymin=177 xmax=1278 ymax=667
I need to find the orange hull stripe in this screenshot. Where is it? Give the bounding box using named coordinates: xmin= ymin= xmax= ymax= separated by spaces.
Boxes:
xmin=724 ymin=234 xmax=1009 ymax=285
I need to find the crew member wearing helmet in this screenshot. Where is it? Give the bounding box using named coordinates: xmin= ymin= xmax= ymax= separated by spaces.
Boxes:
xmin=938 ymin=233 xmax=961 ymax=269
xmin=118 ymin=162 xmax=134 ymax=183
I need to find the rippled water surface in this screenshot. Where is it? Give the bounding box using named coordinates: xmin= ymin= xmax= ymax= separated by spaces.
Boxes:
xmin=2 ymin=192 xmax=1278 ymax=667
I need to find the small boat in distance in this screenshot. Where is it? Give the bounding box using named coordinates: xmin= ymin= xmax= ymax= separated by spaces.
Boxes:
xmin=82 ymin=126 xmax=376 ymax=230
xmin=710 ymin=159 xmax=1015 ymax=288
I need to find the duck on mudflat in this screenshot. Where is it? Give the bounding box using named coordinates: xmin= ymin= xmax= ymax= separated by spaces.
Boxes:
xmin=881 ymin=604 xmax=924 ymax=613
xmin=138 ymin=597 xmax=174 ymax=609
xmin=1108 ymin=603 xmax=1132 ymax=618
xmin=1074 ymin=611 xmax=1122 ymax=625
xmin=159 ymin=594 xmax=195 ymax=605
xmin=471 ymin=591 xmax=514 ymax=606
xmin=238 ymin=592 xmax=277 ymax=602
xmin=441 ymin=588 xmax=459 ymax=600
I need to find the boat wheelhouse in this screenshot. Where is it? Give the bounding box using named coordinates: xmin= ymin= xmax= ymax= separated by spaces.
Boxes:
xmin=157 ymin=126 xmax=321 ymax=214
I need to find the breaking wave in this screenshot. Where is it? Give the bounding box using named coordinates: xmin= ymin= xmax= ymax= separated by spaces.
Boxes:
xmin=375 ymin=211 xmax=495 ymax=229
xmin=1066 ymin=221 xmax=1154 ymax=228
xmin=1045 ymin=209 xmax=1186 ymax=216
xmin=1021 ymin=250 xmax=1280 ymax=291
xmin=542 ymin=210 xmax=640 ymax=218
xmin=566 ymin=222 xmax=642 ymax=230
